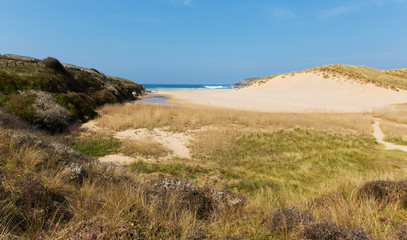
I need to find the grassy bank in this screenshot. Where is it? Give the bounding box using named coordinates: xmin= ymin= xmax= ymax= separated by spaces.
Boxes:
xmin=63 ymin=102 xmax=407 ymax=239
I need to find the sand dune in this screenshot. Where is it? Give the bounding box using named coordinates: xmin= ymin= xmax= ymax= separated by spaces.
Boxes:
xmin=158 ymin=72 xmax=407 ymax=112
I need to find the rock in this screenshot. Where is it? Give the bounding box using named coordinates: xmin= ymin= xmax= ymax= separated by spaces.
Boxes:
xmin=205 ymin=188 xmax=246 ymax=210
xmin=231 ymin=78 xmax=261 ymax=87
xmin=149 ymin=177 xmax=246 ymax=218
xmin=3 ymin=54 xmax=39 ymax=63
xmin=21 ymin=90 xmax=71 ymax=132
xmin=64 ymin=162 xmax=89 ymax=183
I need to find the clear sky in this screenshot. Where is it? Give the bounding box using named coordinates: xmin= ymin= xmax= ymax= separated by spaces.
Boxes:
xmin=1 ymin=0 xmax=406 ymax=84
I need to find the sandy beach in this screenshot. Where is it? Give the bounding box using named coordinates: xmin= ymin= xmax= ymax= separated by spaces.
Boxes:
xmin=155 ymin=72 xmax=407 ymax=112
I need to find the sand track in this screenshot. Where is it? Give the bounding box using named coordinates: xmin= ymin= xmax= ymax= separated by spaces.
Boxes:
xmin=372 ymin=119 xmax=407 ymax=152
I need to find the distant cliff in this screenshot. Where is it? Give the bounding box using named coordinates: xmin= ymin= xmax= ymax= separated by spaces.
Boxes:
xmin=231 ymin=78 xmax=261 ymax=87
xmin=0 ymin=54 xmax=145 ymax=132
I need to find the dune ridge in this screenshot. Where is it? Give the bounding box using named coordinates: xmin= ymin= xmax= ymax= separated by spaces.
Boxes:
xmin=159 ymin=66 xmax=407 ymax=112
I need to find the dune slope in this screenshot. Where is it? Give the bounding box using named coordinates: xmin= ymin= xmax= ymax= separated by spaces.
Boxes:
xmin=162 ymin=68 xmax=407 ymax=112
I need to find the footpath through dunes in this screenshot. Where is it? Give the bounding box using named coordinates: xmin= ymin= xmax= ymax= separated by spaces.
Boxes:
xmin=372 ymin=119 xmax=407 ymax=152
xmin=160 ymin=67 xmax=407 ymax=112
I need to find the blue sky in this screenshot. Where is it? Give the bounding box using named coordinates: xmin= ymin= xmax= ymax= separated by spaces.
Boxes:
xmin=1 ymin=0 xmax=406 ymax=84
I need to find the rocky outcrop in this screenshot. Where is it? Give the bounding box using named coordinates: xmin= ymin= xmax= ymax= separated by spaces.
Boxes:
xmin=231 ymin=78 xmax=261 ymax=87
xmin=0 ymin=53 xmax=146 ymax=131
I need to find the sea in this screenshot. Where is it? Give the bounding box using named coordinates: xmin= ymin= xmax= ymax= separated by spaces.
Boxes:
xmin=142 ymin=84 xmax=236 ymax=91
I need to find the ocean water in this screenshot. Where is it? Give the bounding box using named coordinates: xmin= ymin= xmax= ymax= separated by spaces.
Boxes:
xmin=142 ymin=84 xmax=236 ymax=90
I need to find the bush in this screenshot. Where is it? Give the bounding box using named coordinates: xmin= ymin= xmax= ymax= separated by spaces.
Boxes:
xmin=300 ymin=221 xmax=374 ymax=240
xmin=4 ymin=93 xmax=36 ymax=122
xmin=0 ymin=93 xmax=8 ymax=107
xmin=40 ymin=57 xmax=67 ymax=74
xmin=59 ymin=92 xmax=97 ymax=123
xmin=62 ymin=218 xmax=140 ymax=240
xmin=398 ymin=225 xmax=407 ymax=240
xmin=358 ymin=180 xmax=407 ymax=201
xmin=0 ymin=175 xmax=71 ymax=233
xmin=262 ymin=207 xmax=314 ymax=233
xmin=149 ymin=177 xmax=245 ymax=219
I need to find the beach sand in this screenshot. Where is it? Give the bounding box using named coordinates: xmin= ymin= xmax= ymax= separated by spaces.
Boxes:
xmin=156 ymin=72 xmax=407 ymax=112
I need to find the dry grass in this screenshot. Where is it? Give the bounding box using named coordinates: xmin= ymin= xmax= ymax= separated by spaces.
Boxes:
xmin=247 ymin=64 xmax=407 ymax=92
xmin=373 ymin=104 xmax=407 ymax=124
xmin=4 ymin=101 xmax=407 ymax=239
xmin=311 ymin=64 xmax=407 ymax=90
xmin=380 ymin=121 xmax=407 ymax=146
xmin=373 ymin=104 xmax=407 ymax=145
xmin=95 ymin=103 xmax=373 ymax=136
xmin=121 ymin=138 xmax=171 ymax=157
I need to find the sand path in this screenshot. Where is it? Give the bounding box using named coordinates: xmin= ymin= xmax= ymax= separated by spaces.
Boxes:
xmin=372 ymin=119 xmax=407 ymax=152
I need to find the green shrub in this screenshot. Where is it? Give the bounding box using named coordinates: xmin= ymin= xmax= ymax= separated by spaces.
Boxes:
xmin=0 ymin=94 xmax=8 ymax=107
xmin=59 ymin=92 xmax=97 ymax=123
xmin=40 ymin=57 xmax=68 ymax=74
xmin=4 ymin=93 xmax=36 ymax=122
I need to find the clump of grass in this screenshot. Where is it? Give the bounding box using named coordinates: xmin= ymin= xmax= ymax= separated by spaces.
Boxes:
xmin=262 ymin=207 xmax=314 ymax=233
xmin=378 ymin=121 xmax=407 ymax=146
xmin=121 ymin=138 xmax=170 ymax=158
xmin=128 ymin=159 xmax=209 ymax=179
xmin=69 ymin=136 xmax=121 ymax=157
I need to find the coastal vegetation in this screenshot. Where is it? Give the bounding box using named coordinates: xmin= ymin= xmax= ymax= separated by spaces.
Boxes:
xmin=1 ymin=55 xmax=407 ymax=239
xmin=0 ymin=54 xmax=145 ymax=132
xmin=62 ymin=102 xmax=407 ymax=239
xmin=249 ymin=64 xmax=407 ymax=91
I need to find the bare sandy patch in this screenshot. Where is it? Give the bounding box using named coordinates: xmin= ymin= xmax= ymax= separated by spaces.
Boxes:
xmin=114 ymin=128 xmax=193 ymax=159
xmin=99 ymin=154 xmax=136 ymax=165
xmin=159 ymin=72 xmax=407 ymax=112
xmin=80 ymin=121 xmax=103 ymax=133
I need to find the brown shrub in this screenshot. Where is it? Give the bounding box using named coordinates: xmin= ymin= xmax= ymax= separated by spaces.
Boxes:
xmin=358 ymin=180 xmax=407 ymax=202
xmin=262 ymin=207 xmax=314 ymax=233
xmin=400 ymin=193 xmax=407 ymax=208
xmin=300 ymin=221 xmax=374 ymax=240
xmin=0 ymin=175 xmax=72 ymax=233
xmin=398 ymin=224 xmax=407 ymax=240
xmin=149 ymin=177 xmax=213 ymax=219
xmin=149 ymin=177 xmax=246 ymax=219
xmin=62 ymin=218 xmax=139 ymax=240
xmin=0 ymin=109 xmax=38 ymax=132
